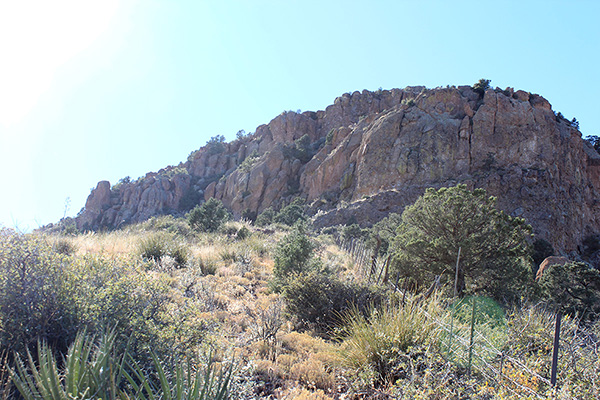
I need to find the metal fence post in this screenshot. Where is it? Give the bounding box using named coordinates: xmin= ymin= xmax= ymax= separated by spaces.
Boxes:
xmin=551 ymin=311 xmax=562 ymax=386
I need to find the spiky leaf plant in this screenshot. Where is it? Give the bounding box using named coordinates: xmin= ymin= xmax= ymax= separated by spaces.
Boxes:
xmin=10 ymin=329 xmax=124 ymax=400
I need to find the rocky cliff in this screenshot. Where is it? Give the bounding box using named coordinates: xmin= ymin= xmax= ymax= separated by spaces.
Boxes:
xmin=75 ymin=85 xmax=600 ymax=253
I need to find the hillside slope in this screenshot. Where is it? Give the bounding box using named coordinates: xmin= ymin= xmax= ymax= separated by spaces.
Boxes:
xmin=75 ymin=85 xmax=600 ymax=253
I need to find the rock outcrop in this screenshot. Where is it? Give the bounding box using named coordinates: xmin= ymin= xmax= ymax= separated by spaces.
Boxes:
xmin=75 ymin=85 xmax=600 ymax=253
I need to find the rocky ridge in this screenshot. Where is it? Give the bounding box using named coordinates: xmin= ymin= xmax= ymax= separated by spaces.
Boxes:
xmin=75 ymin=85 xmax=600 ymax=253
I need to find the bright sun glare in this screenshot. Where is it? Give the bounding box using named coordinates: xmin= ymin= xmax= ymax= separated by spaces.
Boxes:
xmin=0 ymin=0 xmax=120 ymax=127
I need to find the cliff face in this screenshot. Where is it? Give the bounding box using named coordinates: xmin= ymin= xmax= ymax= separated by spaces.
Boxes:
xmin=76 ymin=86 xmax=600 ymax=253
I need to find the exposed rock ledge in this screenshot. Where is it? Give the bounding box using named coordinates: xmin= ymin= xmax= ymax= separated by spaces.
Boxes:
xmin=76 ymin=85 xmax=600 ymax=253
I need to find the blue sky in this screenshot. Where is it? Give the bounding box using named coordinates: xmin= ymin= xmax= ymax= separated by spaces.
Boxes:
xmin=1 ymin=0 xmax=599 ymax=230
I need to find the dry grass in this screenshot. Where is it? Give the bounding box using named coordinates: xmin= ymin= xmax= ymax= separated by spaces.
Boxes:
xmin=26 ymin=221 xmax=600 ymax=399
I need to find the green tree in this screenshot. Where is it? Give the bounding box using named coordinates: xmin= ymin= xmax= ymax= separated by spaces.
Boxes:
xmin=368 ymin=212 xmax=402 ymax=256
xmin=392 ymin=185 xmax=532 ymax=301
xmin=206 ymin=135 xmax=226 ymax=154
xmin=585 ymin=135 xmax=600 ymax=153
xmin=538 ymin=261 xmax=600 ymax=320
xmin=472 ymin=78 xmax=491 ymax=96
xmin=187 ymin=198 xmax=231 ymax=232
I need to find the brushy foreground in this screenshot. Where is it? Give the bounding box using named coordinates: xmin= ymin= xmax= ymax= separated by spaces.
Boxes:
xmin=0 ymin=218 xmax=599 ymax=399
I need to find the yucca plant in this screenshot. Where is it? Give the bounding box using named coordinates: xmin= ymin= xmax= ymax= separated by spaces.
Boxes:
xmin=11 ymin=329 xmax=233 ymax=400
xmin=122 ymin=350 xmax=233 ymax=400
xmin=10 ymin=329 xmax=124 ymax=400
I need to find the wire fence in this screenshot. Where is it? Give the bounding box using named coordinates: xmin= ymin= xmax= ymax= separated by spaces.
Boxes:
xmin=337 ymin=237 xmax=600 ymax=398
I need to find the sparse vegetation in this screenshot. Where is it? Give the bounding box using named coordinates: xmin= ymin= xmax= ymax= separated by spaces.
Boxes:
xmin=188 ymin=198 xmax=231 ymax=232
xmin=325 ymin=129 xmax=335 ymax=145
xmin=472 ymin=78 xmax=491 ymax=96
xmin=206 ymin=134 xmax=227 ymax=154
xmin=1 ymin=184 xmax=600 ymax=398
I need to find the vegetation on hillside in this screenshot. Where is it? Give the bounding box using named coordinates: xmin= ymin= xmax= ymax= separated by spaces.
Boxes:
xmin=1 ymin=186 xmax=599 ymax=399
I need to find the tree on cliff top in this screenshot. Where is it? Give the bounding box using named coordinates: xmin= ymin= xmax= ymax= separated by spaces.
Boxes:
xmin=392 ymin=185 xmax=532 ymax=302
xmin=472 ymin=78 xmax=491 ymax=96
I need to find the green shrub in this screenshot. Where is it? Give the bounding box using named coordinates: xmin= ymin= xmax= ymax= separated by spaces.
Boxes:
xmin=139 ymin=234 xmax=168 ymax=262
xmin=219 ymin=221 xmax=240 ymax=236
xmin=241 ymin=208 xmax=257 ymax=223
xmin=325 ymin=129 xmax=335 ymax=145
xmin=283 ymin=270 xmax=386 ymax=334
xmin=337 ymin=298 xmax=442 ymax=385
xmin=236 ymin=226 xmax=251 ymax=240
xmin=392 ymin=185 xmax=532 ymax=302
xmin=198 ymin=258 xmax=218 ymax=275
xmin=274 ymin=198 xmax=306 ymax=226
xmin=538 ymin=261 xmax=600 ymax=320
xmin=255 ymin=207 xmax=275 ymax=227
xmin=0 ymin=230 xmax=204 ymax=371
xmin=271 ymin=224 xmax=319 ymax=291
xmin=54 ymin=238 xmax=77 ymax=256
xmin=238 ymin=150 xmax=260 ymax=172
xmin=169 ymin=241 xmax=190 ymax=267
xmin=139 ymin=233 xmax=190 ymax=268
xmin=472 ymin=78 xmax=491 ymax=96
xmin=585 ymin=135 xmax=600 ymax=153
xmin=188 ymin=198 xmax=231 ymax=232
xmin=206 ymin=135 xmax=226 ymax=155
xmin=0 ymin=230 xmax=78 ymax=355
xmin=367 ymin=212 xmax=402 ymax=256
xmin=341 ymin=223 xmax=365 ymax=241
xmin=401 ymin=98 xmax=416 ymax=107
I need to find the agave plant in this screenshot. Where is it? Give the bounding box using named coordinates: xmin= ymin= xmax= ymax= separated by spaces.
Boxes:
xmin=10 ymin=329 xmax=124 ymax=400
xmin=122 ymin=350 xmax=233 ymax=400
xmin=10 ymin=329 xmax=233 ymax=400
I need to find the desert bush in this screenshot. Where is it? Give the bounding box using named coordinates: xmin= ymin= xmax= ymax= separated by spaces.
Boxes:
xmin=282 ymin=270 xmax=387 ymax=334
xmin=337 ymin=297 xmax=443 ymax=386
xmin=271 ymin=224 xmax=319 ymax=291
xmin=401 ymin=97 xmax=416 ymax=107
xmin=236 ymin=225 xmax=251 ymax=240
xmin=0 ymin=230 xmax=78 ymax=355
xmin=274 ymin=198 xmax=306 ymax=226
xmin=188 ymin=198 xmax=231 ymax=233
xmin=169 ymin=240 xmax=191 ymax=267
xmin=198 ymin=257 xmax=218 ymax=275
xmin=585 ymin=135 xmax=600 ymax=153
xmin=139 ymin=233 xmax=168 ymax=262
xmin=53 ymin=237 xmax=77 ymax=256
xmin=255 ymin=207 xmax=275 ymax=227
xmin=472 ymin=78 xmax=491 ymax=96
xmin=206 ymin=134 xmax=226 ymax=155
xmin=219 ymin=221 xmax=241 ymax=236
xmin=139 ymin=233 xmax=190 ymax=267
xmin=0 ymin=230 xmax=200 ymax=365
xmin=538 ymin=261 xmax=600 ymax=320
xmin=367 ymin=212 xmax=402 ymax=256
xmin=239 ymin=150 xmax=260 ymax=172
xmin=138 ymin=215 xmax=193 ymax=237
xmin=325 ymin=129 xmax=335 ymax=145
